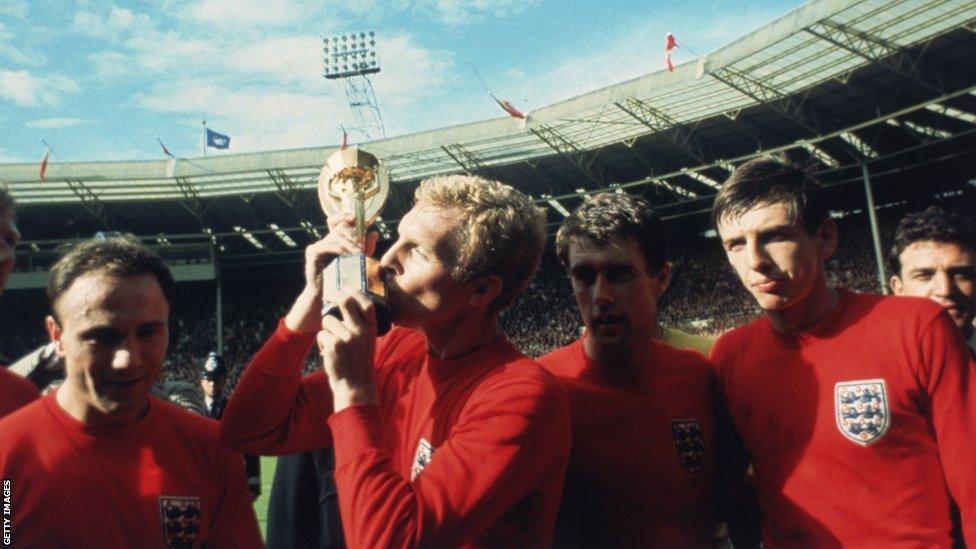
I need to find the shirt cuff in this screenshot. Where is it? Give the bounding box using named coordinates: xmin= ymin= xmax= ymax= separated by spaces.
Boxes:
xmin=328 ymin=404 xmax=384 ymax=467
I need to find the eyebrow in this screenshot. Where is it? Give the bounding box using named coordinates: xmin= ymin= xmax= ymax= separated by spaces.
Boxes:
xmin=79 ymin=320 xmax=167 ymax=335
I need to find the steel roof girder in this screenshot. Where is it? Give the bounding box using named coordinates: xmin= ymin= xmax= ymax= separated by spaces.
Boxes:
xmin=267 ymin=169 xmax=316 ymax=230
xmin=711 ymin=66 xmax=823 ymax=136
xmin=615 ymin=98 xmax=718 ymax=165
xmin=65 ymin=179 xmax=112 ymax=229
xmin=805 ymin=19 xmax=943 ymax=94
xmin=173 ymin=177 xmax=214 ymax=230
xmin=529 ymin=125 xmax=606 ymax=188
xmin=440 ymin=143 xmax=496 ymax=177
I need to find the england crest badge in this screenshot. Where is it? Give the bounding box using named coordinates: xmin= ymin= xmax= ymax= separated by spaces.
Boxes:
xmin=411 ymin=438 xmax=435 ymax=482
xmin=159 ymin=496 xmax=202 ymax=547
xmin=835 ymin=379 xmax=890 ymax=446
xmin=671 ymin=419 xmax=706 ymax=473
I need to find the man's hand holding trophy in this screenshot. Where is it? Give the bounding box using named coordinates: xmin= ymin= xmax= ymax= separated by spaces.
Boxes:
xmin=316 ymin=146 xmax=393 ymax=336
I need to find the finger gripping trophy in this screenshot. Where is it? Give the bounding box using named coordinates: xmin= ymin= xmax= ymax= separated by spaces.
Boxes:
xmin=317 ymin=146 xmax=393 ymax=335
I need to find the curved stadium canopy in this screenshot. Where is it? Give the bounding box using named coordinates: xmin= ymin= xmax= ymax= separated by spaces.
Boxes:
xmin=2 ymin=0 xmax=975 ymax=262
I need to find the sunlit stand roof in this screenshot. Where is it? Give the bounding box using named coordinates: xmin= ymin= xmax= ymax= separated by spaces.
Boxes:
xmin=2 ymin=0 xmax=974 ymax=252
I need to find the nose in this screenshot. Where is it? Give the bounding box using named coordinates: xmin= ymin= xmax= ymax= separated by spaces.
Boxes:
xmin=592 ymin=274 xmax=614 ymax=304
xmin=379 ymin=241 xmax=403 ymax=275
xmin=931 ymin=271 xmax=953 ymax=297
xmin=111 ymin=339 xmax=141 ymax=371
xmin=745 ymin=239 xmax=770 ymax=272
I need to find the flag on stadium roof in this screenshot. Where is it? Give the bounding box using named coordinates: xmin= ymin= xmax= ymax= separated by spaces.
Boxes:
xmin=38 ymin=148 xmax=50 ymax=180
xmin=665 ymin=33 xmax=677 ymax=72
xmin=205 ymin=128 xmax=231 ymax=150
xmin=158 ymin=138 xmax=175 ymax=158
xmin=490 ymin=93 xmax=525 ymax=119
xmin=340 ymin=126 xmax=349 ymax=150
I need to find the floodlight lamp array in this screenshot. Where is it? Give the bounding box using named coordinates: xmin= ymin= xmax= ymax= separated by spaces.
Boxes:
xmin=323 ymin=31 xmax=380 ymax=79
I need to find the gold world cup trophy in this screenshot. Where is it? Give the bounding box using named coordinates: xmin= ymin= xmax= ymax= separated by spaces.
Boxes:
xmin=317 ymin=146 xmax=392 ymax=335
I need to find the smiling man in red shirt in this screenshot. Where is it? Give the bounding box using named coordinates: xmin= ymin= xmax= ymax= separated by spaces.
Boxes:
xmin=888 ymin=206 xmax=976 ymax=354
xmin=710 ymin=158 xmax=976 ymax=547
xmin=0 ymin=238 xmax=261 ymax=547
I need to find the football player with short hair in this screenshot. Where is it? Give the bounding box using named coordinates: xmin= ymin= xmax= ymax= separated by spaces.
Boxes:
xmin=0 ymin=237 xmax=262 ymax=547
xmin=709 ymin=157 xmax=976 ymax=546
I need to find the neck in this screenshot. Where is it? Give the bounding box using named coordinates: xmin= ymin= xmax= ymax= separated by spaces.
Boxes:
xmin=423 ymin=312 xmax=502 ymax=360
xmin=768 ymin=277 xmax=839 ymax=333
xmin=583 ymin=329 xmax=655 ymax=387
xmin=56 ymin=382 xmax=148 ymax=427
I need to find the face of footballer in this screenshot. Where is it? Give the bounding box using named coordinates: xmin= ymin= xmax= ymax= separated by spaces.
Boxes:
xmin=718 ymin=202 xmax=835 ymax=314
xmin=891 ymin=240 xmax=976 ymax=335
xmin=46 ymin=272 xmax=170 ymax=426
xmin=0 ymin=208 xmax=21 ymax=294
xmin=567 ymin=236 xmax=667 ymax=360
xmin=379 ymin=203 xmax=472 ymax=331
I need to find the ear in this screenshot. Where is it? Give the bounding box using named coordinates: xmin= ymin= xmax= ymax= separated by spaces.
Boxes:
xmin=365 ymin=230 xmax=380 ymax=257
xmin=45 ymin=315 xmax=67 ymax=357
xmin=468 ymin=275 xmax=503 ymax=309
xmin=653 ymin=262 xmax=672 ymax=297
xmin=889 ymin=275 xmax=904 ymax=295
xmin=816 ymin=218 xmax=838 ymax=260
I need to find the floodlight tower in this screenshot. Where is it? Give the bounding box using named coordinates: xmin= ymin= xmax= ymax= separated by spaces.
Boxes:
xmin=323 ymin=31 xmax=386 ymax=140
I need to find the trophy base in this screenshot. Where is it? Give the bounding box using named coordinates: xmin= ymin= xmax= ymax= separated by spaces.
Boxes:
xmin=321 ymin=253 xmax=392 ymax=335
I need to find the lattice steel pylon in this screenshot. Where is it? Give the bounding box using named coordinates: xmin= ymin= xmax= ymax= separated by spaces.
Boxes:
xmin=323 ymin=31 xmax=386 ymax=140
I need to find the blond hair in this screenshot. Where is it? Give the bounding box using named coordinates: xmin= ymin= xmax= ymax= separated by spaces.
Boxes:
xmin=415 ymin=175 xmax=546 ymax=313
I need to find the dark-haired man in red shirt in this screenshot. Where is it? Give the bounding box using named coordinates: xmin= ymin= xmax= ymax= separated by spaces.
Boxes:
xmin=0 ymin=237 xmax=262 ymax=547
xmin=538 ymin=192 xmax=728 ymax=547
xmin=710 ymin=158 xmax=976 ymax=546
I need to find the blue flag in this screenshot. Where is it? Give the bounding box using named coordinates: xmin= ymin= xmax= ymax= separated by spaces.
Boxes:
xmin=206 ymin=128 xmax=230 ymax=149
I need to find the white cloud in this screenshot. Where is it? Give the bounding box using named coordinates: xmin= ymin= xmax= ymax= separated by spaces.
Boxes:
xmin=125 ymin=30 xmax=210 ymax=72
xmin=26 ymin=118 xmax=85 ymax=128
xmin=371 ymin=35 xmax=453 ymax=106
xmin=225 ymin=36 xmax=324 ymax=85
xmin=0 ymin=148 xmax=29 ymax=163
xmin=176 ymin=0 xmax=310 ymax=30
xmin=0 ymin=20 xmax=42 ymax=66
xmin=0 ymin=70 xmax=79 ymax=107
xmin=137 ymin=79 xmax=350 ymax=151
xmin=72 ymin=6 xmax=153 ymax=41
xmin=0 ymin=1 xmax=28 ymax=20
xmin=87 ymin=51 xmax=130 ymax=78
xmin=405 ymin=0 xmax=538 ymax=24
xmin=0 ymin=43 xmax=32 ymax=66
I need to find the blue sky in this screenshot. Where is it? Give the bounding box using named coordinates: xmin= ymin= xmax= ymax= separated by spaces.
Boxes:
xmin=0 ymin=0 xmax=804 ymax=163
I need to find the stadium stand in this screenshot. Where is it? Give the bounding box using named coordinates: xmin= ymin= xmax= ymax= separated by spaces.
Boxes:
xmin=5 ymin=196 xmax=965 ymax=394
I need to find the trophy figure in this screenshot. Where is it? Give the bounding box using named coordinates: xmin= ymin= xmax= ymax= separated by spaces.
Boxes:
xmin=317 ymin=146 xmax=392 ymax=335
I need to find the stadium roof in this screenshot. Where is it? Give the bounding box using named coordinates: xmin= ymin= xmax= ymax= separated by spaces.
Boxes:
xmin=3 ymin=0 xmax=976 ymax=264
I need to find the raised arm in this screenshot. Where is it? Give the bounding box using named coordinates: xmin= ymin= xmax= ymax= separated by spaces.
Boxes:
xmin=220 ymin=215 xmax=372 ymax=455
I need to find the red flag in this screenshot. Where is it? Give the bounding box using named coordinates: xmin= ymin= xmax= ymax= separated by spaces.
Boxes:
xmin=340 ymin=126 xmax=348 ymax=150
xmin=38 ymin=149 xmax=50 ymax=180
xmin=491 ymin=93 xmax=525 ymax=119
xmin=158 ymin=138 xmax=174 ymax=158
xmin=665 ymin=32 xmax=677 ymax=72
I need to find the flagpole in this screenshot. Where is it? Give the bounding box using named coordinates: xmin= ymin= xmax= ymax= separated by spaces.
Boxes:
xmin=202 ymin=120 xmax=207 ymax=156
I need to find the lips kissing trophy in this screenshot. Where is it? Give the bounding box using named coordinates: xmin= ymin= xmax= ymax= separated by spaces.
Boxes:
xmin=317 ymin=146 xmax=392 ymax=335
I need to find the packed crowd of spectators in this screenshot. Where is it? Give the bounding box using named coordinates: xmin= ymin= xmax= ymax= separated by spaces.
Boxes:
xmin=0 ymin=207 xmax=925 ymax=392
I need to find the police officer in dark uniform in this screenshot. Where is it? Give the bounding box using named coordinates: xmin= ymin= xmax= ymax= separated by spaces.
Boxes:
xmin=199 ymin=352 xmax=261 ymax=500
